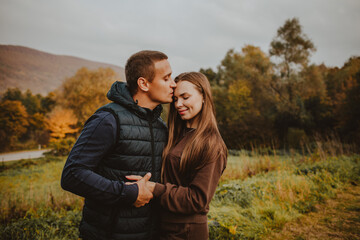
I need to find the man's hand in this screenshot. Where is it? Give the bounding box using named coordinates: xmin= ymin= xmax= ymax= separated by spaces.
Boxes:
xmin=132 ymin=173 xmax=153 ymax=208
xmin=146 ymin=181 xmax=155 ymax=193
xmin=126 ymin=175 xmax=155 ymax=192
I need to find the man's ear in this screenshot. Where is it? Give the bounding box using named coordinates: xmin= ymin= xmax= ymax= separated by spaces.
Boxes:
xmin=137 ymin=77 xmax=149 ymax=92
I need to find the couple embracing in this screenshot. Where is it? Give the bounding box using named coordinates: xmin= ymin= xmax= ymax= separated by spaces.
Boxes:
xmin=61 ymin=50 xmax=227 ymax=240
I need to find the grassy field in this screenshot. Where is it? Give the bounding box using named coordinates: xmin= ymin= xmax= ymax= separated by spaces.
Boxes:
xmin=0 ymin=150 xmax=359 ymax=239
xmin=209 ymin=152 xmax=360 ymax=239
xmin=266 ymin=185 xmax=360 ymax=240
xmin=0 ymin=156 xmax=82 ymax=239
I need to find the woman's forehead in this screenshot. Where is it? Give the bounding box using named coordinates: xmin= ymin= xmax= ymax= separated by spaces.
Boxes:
xmin=174 ymin=81 xmax=197 ymax=96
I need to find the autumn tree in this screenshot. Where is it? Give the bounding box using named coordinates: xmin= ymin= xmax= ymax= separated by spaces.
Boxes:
xmin=1 ymin=88 xmax=55 ymax=147
xmin=46 ymin=106 xmax=79 ymax=140
xmin=199 ymin=18 xmax=359 ymax=149
xmin=59 ymin=67 xmax=117 ymax=124
xmin=210 ymin=46 xmax=277 ymax=148
xmin=297 ymin=64 xmax=334 ymax=136
xmin=223 ymin=81 xmax=257 ymax=148
xmin=341 ymin=69 xmax=360 ymax=146
xmin=0 ymin=100 xmax=29 ymax=151
xmin=326 ymin=57 xmax=360 ymax=144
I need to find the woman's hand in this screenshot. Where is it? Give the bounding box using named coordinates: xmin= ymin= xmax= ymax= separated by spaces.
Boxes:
xmin=126 ymin=175 xmax=156 ymax=192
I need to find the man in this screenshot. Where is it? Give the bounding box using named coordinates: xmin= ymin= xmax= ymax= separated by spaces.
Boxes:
xmin=61 ymin=50 xmax=176 ymax=240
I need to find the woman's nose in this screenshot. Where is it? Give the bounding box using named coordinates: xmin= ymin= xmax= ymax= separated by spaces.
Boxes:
xmin=175 ymin=99 xmax=183 ymax=108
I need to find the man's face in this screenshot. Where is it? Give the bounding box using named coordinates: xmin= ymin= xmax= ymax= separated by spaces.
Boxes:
xmin=147 ymin=59 xmax=176 ymax=105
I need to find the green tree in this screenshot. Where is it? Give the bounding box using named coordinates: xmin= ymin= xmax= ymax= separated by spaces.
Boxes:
xmin=2 ymin=88 xmax=54 ymax=115
xmin=200 ymin=67 xmax=220 ymax=86
xmin=268 ymin=18 xmax=320 ymax=145
xmin=269 ymin=17 xmax=316 ymax=79
xmin=41 ymin=92 xmax=56 ymax=113
xmin=269 ymin=17 xmax=316 ymax=114
xmin=22 ymin=90 xmax=42 ymax=114
xmin=2 ymin=88 xmax=22 ymax=101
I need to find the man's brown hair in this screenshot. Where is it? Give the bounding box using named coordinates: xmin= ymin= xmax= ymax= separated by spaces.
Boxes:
xmin=125 ymin=50 xmax=168 ymax=96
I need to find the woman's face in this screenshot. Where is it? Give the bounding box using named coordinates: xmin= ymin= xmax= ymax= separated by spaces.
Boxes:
xmin=173 ymin=80 xmax=204 ymax=127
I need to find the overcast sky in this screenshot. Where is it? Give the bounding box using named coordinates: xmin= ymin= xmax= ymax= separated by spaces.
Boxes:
xmin=1 ymin=0 xmax=359 ymax=76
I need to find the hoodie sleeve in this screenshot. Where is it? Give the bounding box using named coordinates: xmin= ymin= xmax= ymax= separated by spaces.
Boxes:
xmin=153 ymin=153 xmax=226 ymax=214
xmin=61 ymin=111 xmax=138 ymax=206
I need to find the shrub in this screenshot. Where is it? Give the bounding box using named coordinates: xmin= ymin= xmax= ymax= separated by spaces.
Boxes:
xmin=48 ymin=137 xmax=76 ymax=156
xmin=0 ymin=208 xmax=81 ymax=240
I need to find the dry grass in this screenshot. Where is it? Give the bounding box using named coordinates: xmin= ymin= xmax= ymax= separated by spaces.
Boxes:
xmin=221 ymin=153 xmax=282 ymax=182
xmin=265 ymin=185 xmax=360 ymax=240
xmin=0 ymin=157 xmax=83 ymax=224
xmin=1 ymin=141 xmax=359 ymax=239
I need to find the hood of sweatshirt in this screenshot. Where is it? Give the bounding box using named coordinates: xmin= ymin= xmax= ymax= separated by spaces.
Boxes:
xmin=106 ymin=81 xmax=163 ymax=121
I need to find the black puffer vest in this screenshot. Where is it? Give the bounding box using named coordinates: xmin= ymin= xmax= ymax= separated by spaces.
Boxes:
xmin=79 ymin=82 xmax=167 ymax=240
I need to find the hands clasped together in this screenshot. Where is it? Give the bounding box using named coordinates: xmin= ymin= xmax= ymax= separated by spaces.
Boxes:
xmin=126 ymin=173 xmax=156 ymax=208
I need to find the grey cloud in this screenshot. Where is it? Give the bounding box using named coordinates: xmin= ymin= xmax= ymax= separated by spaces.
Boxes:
xmin=1 ymin=0 xmax=359 ymax=74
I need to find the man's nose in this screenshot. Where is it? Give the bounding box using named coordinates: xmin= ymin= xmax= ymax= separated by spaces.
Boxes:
xmin=170 ymin=78 xmax=176 ymax=88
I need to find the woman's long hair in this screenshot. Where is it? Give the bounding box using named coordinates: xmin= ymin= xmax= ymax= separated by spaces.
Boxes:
xmin=162 ymin=72 xmax=227 ymax=177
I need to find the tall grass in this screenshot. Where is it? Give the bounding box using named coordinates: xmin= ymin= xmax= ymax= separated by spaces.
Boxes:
xmin=0 ymin=140 xmax=359 ymax=239
xmin=0 ymin=156 xmax=82 ymax=224
xmin=0 ymin=156 xmax=83 ymax=239
xmin=209 ymin=148 xmax=360 ymax=239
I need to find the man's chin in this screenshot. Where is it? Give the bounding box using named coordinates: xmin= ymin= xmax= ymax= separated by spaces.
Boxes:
xmin=164 ymin=98 xmax=173 ymax=104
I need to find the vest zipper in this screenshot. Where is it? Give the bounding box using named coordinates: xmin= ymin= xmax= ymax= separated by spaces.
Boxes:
xmin=149 ymin=120 xmax=155 ymax=180
xmin=148 ymin=112 xmax=157 ymax=237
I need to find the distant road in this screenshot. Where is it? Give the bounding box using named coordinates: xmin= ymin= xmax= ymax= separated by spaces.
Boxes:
xmin=0 ymin=149 xmax=49 ymax=162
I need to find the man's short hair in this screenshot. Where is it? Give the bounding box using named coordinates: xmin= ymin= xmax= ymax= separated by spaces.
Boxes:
xmin=125 ymin=50 xmax=168 ymax=96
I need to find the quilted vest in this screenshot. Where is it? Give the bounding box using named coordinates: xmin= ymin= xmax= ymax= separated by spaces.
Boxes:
xmin=79 ymin=82 xmax=167 ymax=240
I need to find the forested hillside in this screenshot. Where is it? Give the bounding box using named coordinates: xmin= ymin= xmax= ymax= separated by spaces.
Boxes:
xmin=0 ymin=45 xmax=125 ymax=94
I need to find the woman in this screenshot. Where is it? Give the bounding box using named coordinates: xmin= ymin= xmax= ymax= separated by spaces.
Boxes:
xmin=128 ymin=72 xmax=227 ymax=239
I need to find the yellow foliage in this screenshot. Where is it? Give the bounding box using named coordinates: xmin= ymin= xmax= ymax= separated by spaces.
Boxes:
xmin=0 ymin=100 xmax=29 ymax=135
xmin=60 ymin=67 xmax=118 ymax=123
xmin=46 ymin=107 xmax=79 ymax=139
xmin=228 ymin=225 xmax=237 ymax=235
xmin=226 ymin=81 xmax=257 ymax=122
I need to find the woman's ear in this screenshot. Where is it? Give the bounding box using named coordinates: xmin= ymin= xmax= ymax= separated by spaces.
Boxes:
xmin=137 ymin=77 xmax=149 ymax=92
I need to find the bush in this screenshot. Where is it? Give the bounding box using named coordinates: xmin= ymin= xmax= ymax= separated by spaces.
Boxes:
xmin=48 ymin=137 xmax=76 ymax=156
xmin=213 ymin=182 xmax=253 ymax=208
xmin=0 ymin=208 xmax=81 ymax=240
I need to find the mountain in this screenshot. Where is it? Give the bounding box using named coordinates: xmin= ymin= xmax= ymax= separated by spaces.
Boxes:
xmin=0 ymin=45 xmax=125 ymax=95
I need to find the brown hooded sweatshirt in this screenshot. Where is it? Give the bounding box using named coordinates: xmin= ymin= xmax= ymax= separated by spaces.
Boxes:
xmin=153 ymin=128 xmax=227 ymax=223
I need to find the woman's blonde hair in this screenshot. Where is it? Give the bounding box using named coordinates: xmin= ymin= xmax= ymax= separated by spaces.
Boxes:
xmin=162 ymin=72 xmax=227 ymax=177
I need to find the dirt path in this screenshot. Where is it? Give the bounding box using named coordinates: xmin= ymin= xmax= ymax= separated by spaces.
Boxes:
xmin=0 ymin=149 xmax=49 ymax=162
xmin=266 ymin=185 xmax=360 ymax=240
